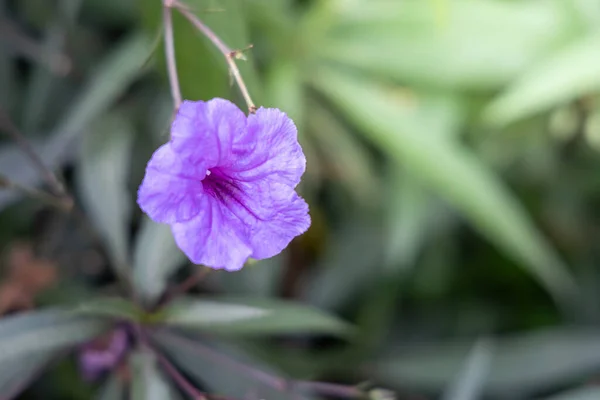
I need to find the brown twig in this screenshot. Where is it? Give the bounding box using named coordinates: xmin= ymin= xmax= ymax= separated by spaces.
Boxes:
xmin=136 ymin=325 xmax=208 ymax=400
xmin=170 ymin=0 xmax=257 ymax=113
xmin=154 ymin=330 xmax=366 ymax=399
xmin=0 ymin=107 xmax=68 ymax=199
xmin=160 ymin=266 xmax=210 ymax=307
xmin=0 ymin=18 xmax=71 ymax=76
xmin=292 ymin=381 xmax=365 ymax=398
xmin=162 ymin=2 xmax=182 ymax=111
xmin=0 ymin=174 xmax=73 ymax=211
xmin=155 ymin=345 xmax=209 ymax=400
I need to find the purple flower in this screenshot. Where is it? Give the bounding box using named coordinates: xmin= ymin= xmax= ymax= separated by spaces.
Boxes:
xmin=78 ymin=328 xmax=128 ymax=382
xmin=137 ymin=99 xmax=311 ymax=271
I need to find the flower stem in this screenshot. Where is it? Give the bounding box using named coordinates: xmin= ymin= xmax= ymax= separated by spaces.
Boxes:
xmin=0 ymin=173 xmax=73 ymax=211
xmin=171 ymin=0 xmax=257 ymax=113
xmin=0 ymin=106 xmax=70 ymax=201
xmin=154 ymin=330 xmax=365 ymax=399
xmin=162 ymin=1 xmax=182 ymax=111
xmin=159 ymin=266 xmax=210 ymax=307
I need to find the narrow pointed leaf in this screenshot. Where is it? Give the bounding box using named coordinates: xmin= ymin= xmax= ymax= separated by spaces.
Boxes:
xmin=544 ymin=387 xmax=600 ymax=400
xmin=0 ymin=352 xmax=54 ymax=398
xmin=0 ymin=310 xmax=108 ymax=363
xmin=0 ymin=32 xmax=152 ymax=210
xmin=318 ymin=0 xmax=572 ymax=89
xmin=73 ymin=297 xmax=142 ymax=321
xmin=442 ymin=338 xmax=494 ymax=400
xmin=77 ymin=112 xmax=134 ymax=275
xmin=130 ymin=349 xmax=180 ymax=400
xmin=132 ymin=217 xmax=186 ymax=305
xmin=314 ymin=67 xmax=576 ymax=305
xmin=373 ymin=328 xmax=600 ymax=396
xmin=484 ymin=32 xmax=600 ymax=126
xmin=163 ymin=296 xmax=351 ymax=336
xmin=96 ymin=372 xmax=126 ymax=400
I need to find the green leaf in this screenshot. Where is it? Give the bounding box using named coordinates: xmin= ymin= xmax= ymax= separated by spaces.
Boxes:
xmin=132 ymin=216 xmax=187 ymax=305
xmin=77 ymin=112 xmax=134 ymax=276
xmin=317 ymin=0 xmax=574 ymax=89
xmin=442 ymin=338 xmax=494 ymax=400
xmin=0 ymin=309 xmax=108 ymax=363
xmin=544 ymin=387 xmax=600 ymax=400
xmin=373 ymin=329 xmax=600 ymax=396
xmin=96 ymin=372 xmax=126 ymax=400
xmin=209 ymin=257 xmax=285 ymax=298
xmin=0 ymin=3 xmax=16 ymax=111
xmin=151 ymin=330 xmax=290 ymax=400
xmin=52 ymin=32 xmax=152 ymax=137
xmin=140 ymin=0 xmax=260 ymax=103
xmin=306 ymin=102 xmax=379 ymax=203
xmin=483 ymin=32 xmax=600 ymax=127
xmin=0 ymin=352 xmax=54 ymax=398
xmin=302 ymin=218 xmax=384 ymax=312
xmin=73 ymin=297 xmax=143 ymax=321
xmin=163 ymin=296 xmax=352 ymax=336
xmin=130 ymin=349 xmax=181 ymax=400
xmin=21 ymin=0 xmax=83 ymax=132
xmin=0 ymin=32 xmax=152 ymax=210
xmin=314 ymin=67 xmax=576 ymax=305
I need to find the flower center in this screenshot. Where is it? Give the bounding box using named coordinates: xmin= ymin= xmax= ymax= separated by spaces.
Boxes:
xmin=202 ymin=168 xmax=261 ymax=220
xmin=202 ymin=168 xmax=240 ymax=204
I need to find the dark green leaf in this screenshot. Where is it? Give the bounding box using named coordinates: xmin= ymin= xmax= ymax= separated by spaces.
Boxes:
xmin=73 ymin=297 xmax=142 ymax=321
xmin=544 ymin=387 xmax=600 ymax=400
xmin=0 ymin=352 xmax=54 ymax=398
xmin=442 ymin=338 xmax=494 ymax=400
xmin=132 ymin=217 xmax=186 ymax=305
xmin=96 ymin=372 xmax=126 ymax=400
xmin=0 ymin=32 xmax=152 ymax=210
xmin=314 ymin=67 xmax=576 ymax=305
xmin=163 ymin=296 xmax=351 ymax=336
xmin=77 ymin=112 xmax=134 ymax=275
xmin=0 ymin=309 xmax=108 ymax=363
xmin=483 ymin=32 xmax=600 ymax=126
xmin=374 ymin=329 xmax=600 ymax=396
xmin=151 ymin=330 xmax=290 ymax=400
xmin=318 ymin=0 xmax=574 ymax=89
xmin=130 ymin=349 xmax=180 ymax=400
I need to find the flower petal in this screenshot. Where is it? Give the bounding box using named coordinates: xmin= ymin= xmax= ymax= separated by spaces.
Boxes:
xmin=249 ymin=193 xmax=311 ymax=259
xmin=170 ymin=99 xmax=246 ymax=167
xmin=171 ymin=199 xmax=253 ymax=271
xmin=230 ymin=107 xmax=305 ymax=190
xmin=137 ymin=143 xmax=207 ymax=223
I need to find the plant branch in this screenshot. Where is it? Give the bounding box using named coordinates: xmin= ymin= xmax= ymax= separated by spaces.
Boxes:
xmin=0 ymin=107 xmax=68 ymax=199
xmin=171 ymin=0 xmax=257 ymax=113
xmin=0 ymin=18 xmax=71 ymax=75
xmin=137 ymin=326 xmax=208 ymax=400
xmin=155 ymin=346 xmax=209 ymax=400
xmin=155 ymin=330 xmax=366 ymax=399
xmin=162 ymin=1 xmax=182 ymax=111
xmin=160 ymin=266 xmax=210 ymax=307
xmin=0 ymin=174 xmax=73 ymax=211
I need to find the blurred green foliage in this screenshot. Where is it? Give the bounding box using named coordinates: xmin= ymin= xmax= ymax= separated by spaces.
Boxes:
xmin=3 ymin=0 xmax=600 ymax=399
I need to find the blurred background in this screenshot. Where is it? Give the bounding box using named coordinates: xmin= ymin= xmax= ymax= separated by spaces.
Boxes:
xmin=3 ymin=0 xmax=600 ymax=399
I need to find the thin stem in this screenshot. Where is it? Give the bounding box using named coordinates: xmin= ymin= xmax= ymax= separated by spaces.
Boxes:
xmin=161 ymin=266 xmax=210 ymax=306
xmin=171 ymin=0 xmax=257 ymax=113
xmin=0 ymin=107 xmax=68 ymax=198
xmin=136 ymin=326 xmax=208 ymax=400
xmin=163 ymin=2 xmax=182 ymax=110
xmin=154 ymin=330 xmax=365 ymax=399
xmin=0 ymin=18 xmax=71 ymax=75
xmin=292 ymin=381 xmax=365 ymax=399
xmin=155 ymin=347 xmax=208 ymax=400
xmin=0 ymin=174 xmax=73 ymax=211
